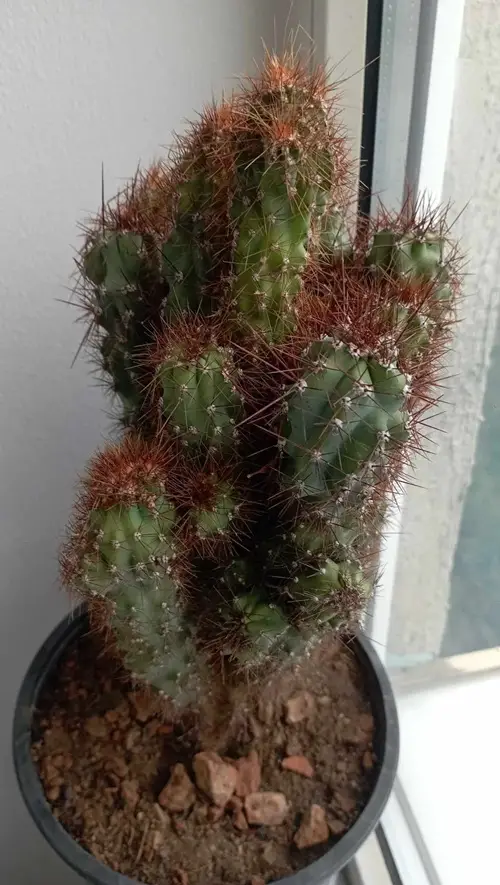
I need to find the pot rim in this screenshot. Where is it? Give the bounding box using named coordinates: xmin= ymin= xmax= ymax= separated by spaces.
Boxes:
xmin=13 ymin=606 xmax=399 ymax=885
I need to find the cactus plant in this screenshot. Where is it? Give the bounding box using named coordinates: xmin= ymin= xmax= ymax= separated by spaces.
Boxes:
xmin=62 ymin=52 xmax=460 ymax=720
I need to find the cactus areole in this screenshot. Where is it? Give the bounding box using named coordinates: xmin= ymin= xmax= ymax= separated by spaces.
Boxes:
xmin=61 ymin=54 xmax=459 ymax=718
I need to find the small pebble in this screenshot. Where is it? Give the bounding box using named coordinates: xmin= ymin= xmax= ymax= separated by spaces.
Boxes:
xmin=281 ymin=755 xmax=314 ymax=778
xmin=285 ymin=691 xmax=315 ymax=724
xmin=84 ymin=716 xmax=108 ymax=739
xmin=363 ymin=750 xmax=374 ymax=770
xmin=234 ymin=750 xmax=261 ymax=798
xmin=328 ymin=817 xmax=346 ymax=836
xmin=125 ymin=727 xmax=141 ymax=750
xmin=158 ymin=764 xmax=196 ymax=813
xmin=193 ymin=751 xmax=238 ymax=807
xmin=46 ymin=785 xmax=61 ymax=802
xmin=207 ymin=805 xmax=225 ymax=823
xmin=294 ymin=805 xmax=329 ymax=849
xmin=245 ymin=792 xmax=289 ymax=827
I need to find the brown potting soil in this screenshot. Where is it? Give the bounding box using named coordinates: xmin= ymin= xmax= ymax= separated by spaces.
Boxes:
xmin=31 ymin=632 xmax=376 ymax=885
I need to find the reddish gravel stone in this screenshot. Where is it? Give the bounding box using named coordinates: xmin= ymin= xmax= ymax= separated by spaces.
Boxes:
xmin=294 ymin=805 xmax=329 ymax=849
xmin=234 ymin=750 xmax=261 ymax=798
xmin=281 ymin=755 xmax=314 ymax=778
xmin=193 ymin=751 xmax=238 ymax=807
xmin=158 ymin=764 xmax=195 ymax=813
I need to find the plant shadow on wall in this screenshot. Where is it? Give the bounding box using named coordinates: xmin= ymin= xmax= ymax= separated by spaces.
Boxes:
xmin=16 ymin=51 xmax=463 ymax=885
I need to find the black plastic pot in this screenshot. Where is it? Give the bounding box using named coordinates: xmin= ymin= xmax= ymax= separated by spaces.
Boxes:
xmin=13 ymin=608 xmax=399 ymax=885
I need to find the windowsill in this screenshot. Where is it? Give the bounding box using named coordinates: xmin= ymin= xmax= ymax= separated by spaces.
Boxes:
xmin=387 ymin=668 xmax=500 ymax=885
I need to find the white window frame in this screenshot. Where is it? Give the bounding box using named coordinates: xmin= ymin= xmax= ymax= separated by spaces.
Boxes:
xmin=370 ymin=0 xmax=467 ymax=667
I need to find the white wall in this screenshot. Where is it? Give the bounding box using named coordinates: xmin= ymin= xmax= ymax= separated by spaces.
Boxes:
xmin=314 ymin=0 xmax=367 ymax=170
xmin=0 ymin=2 xmax=315 ymax=880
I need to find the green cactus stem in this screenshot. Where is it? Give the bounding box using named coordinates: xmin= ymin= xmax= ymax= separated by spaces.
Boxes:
xmin=161 ymin=173 xmax=213 ymax=317
xmin=285 ymin=558 xmax=369 ymax=605
xmin=109 ymin=573 xmax=201 ymax=703
xmin=368 ymin=229 xmax=453 ymax=304
xmin=291 ymin=509 xmax=362 ymax=558
xmin=383 ymin=303 xmax=431 ymax=359
xmin=157 ymin=344 xmax=242 ymax=450
xmin=82 ymin=231 xmax=157 ymax=424
xmin=67 ymin=476 xmax=202 ymax=701
xmin=84 ymin=232 xmax=146 ymax=294
xmin=233 ymin=592 xmax=301 ymax=667
xmin=99 ymin=336 xmax=142 ymax=423
xmin=231 ymin=146 xmax=331 ymax=342
xmin=79 ymin=496 xmax=176 ymax=596
xmin=190 ymin=479 xmax=241 ymax=549
xmin=263 ymin=532 xmax=370 ymax=631
xmin=281 ymin=340 xmax=410 ymax=500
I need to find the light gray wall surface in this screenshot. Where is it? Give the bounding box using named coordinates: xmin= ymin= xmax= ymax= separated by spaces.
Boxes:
xmin=0 ymin=2 xmax=314 ymax=880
